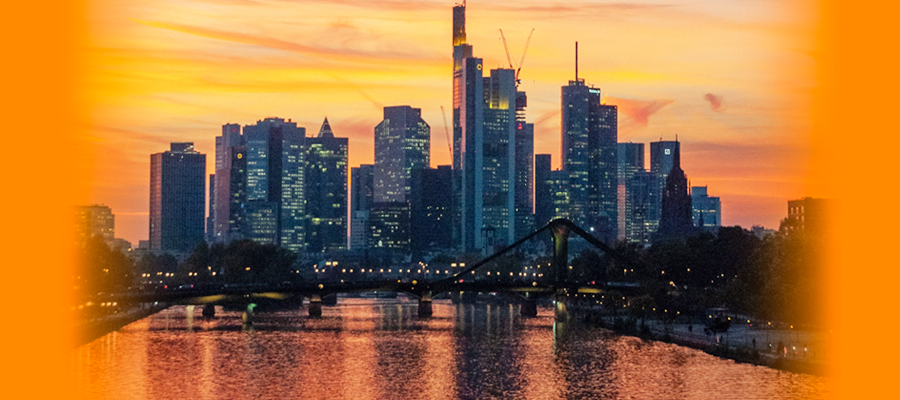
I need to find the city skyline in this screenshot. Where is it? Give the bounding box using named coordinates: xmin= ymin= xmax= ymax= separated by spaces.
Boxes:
xmin=81 ymin=0 xmax=818 ymax=245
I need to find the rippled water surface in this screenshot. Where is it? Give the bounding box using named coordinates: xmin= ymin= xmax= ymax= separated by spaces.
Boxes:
xmin=73 ymin=298 xmax=832 ymax=399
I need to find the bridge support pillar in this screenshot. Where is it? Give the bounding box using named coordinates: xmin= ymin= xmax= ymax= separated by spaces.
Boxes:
xmin=521 ymin=300 xmax=538 ymax=317
xmin=555 ymin=291 xmax=569 ymax=322
xmin=242 ymin=303 xmax=256 ymax=325
xmin=417 ymin=292 xmax=433 ymax=318
xmin=308 ymin=295 xmax=322 ymax=317
xmin=202 ymin=304 xmax=216 ymax=318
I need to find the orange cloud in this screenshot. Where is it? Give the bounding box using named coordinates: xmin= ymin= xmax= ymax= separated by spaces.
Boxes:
xmin=704 ymin=93 xmax=724 ymax=112
xmin=134 ymin=19 xmax=443 ymax=66
xmin=606 ymin=96 xmax=674 ymax=126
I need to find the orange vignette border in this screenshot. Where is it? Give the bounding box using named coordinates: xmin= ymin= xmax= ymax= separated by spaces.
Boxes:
xmin=3 ymin=0 xmax=898 ymax=398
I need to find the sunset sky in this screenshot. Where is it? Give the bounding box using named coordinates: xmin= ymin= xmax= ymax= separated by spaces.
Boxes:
xmin=78 ymin=0 xmax=820 ymax=246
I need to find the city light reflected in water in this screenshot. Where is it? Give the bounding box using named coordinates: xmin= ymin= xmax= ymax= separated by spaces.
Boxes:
xmin=73 ymin=299 xmax=832 ymax=399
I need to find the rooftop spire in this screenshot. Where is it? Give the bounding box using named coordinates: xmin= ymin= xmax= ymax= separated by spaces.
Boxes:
xmin=318 ymin=117 xmax=334 ymax=138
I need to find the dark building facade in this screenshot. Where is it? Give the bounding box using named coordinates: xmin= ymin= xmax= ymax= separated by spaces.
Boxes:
xmin=410 ymin=166 xmax=453 ymax=253
xmin=657 ymin=141 xmax=692 ymax=240
xmin=150 ymin=142 xmax=206 ymax=252
xmin=627 ymin=171 xmax=660 ymax=245
xmin=371 ymin=106 xmax=429 ymax=252
xmin=617 ymin=142 xmax=645 ymax=242
xmin=243 ymin=118 xmax=306 ymax=251
xmin=561 ymin=74 xmax=618 ymax=243
xmin=214 ymin=146 xmax=247 ymax=244
xmin=305 ymin=118 xmax=348 ymax=253
xmin=350 ymin=164 xmax=374 ymax=250
xmin=534 ymin=154 xmax=553 ymax=228
xmin=691 ymin=186 xmax=721 ymax=229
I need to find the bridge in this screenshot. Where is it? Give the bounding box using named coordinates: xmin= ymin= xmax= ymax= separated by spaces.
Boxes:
xmin=107 ymin=219 xmax=640 ymax=323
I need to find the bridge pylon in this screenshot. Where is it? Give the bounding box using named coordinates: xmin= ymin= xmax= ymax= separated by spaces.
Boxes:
xmin=308 ymin=294 xmax=322 ymax=317
xmin=418 ymin=291 xmax=433 ymax=318
xmin=550 ymin=219 xmax=571 ymax=321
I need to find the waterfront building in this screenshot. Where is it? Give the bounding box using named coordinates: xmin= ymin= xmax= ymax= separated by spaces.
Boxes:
xmin=149 ymin=142 xmax=206 ymax=252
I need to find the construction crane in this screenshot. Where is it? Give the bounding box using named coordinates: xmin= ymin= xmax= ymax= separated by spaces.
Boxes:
xmin=499 ymin=29 xmax=515 ymax=70
xmin=498 ymin=28 xmax=535 ymax=87
xmin=516 ymin=28 xmax=534 ymax=85
xmin=440 ymin=106 xmax=452 ymax=159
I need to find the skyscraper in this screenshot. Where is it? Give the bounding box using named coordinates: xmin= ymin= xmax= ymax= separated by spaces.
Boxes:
xmin=561 ymin=45 xmax=617 ymax=243
xmin=214 ymin=145 xmax=247 ymax=244
xmin=658 ymin=141 xmax=692 ymax=239
xmin=514 ymin=92 xmax=535 ymax=240
xmin=350 ymin=164 xmax=374 ymax=250
xmin=305 ymin=118 xmax=348 ymax=253
xmin=534 ymin=154 xmax=553 ymax=228
xmin=450 ymin=4 xmax=532 ymax=252
xmin=371 ymin=106 xmax=429 ymax=251
xmin=617 ymin=142 xmax=645 ymax=242
xmin=214 ymin=123 xmax=246 ymax=244
xmin=627 ymin=171 xmax=660 ymax=245
xmin=243 ymin=117 xmax=306 ymax=251
xmin=149 ymin=142 xmax=206 ymax=252
xmin=208 ymin=123 xmax=241 ymax=243
xmin=409 ymin=165 xmax=453 ymax=253
xmin=650 ymin=140 xmax=679 ymax=197
xmin=691 ymin=186 xmax=721 ymax=229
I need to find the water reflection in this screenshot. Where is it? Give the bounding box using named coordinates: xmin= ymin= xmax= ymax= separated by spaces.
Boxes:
xmin=73 ymin=299 xmax=832 ymax=399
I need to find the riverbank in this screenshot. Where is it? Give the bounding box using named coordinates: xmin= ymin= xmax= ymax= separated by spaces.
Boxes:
xmin=587 ymin=315 xmax=832 ymax=376
xmin=74 ymin=303 xmax=168 ymax=347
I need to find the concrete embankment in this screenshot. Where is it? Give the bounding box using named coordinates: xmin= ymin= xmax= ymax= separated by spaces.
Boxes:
xmin=589 ymin=315 xmax=831 ymax=376
xmin=75 ymin=303 xmax=168 ymax=347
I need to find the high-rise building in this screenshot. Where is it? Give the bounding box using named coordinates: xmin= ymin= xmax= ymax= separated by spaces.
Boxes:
xmin=214 ymin=146 xmax=247 ymax=244
xmin=514 ymin=92 xmax=535 ymax=240
xmin=650 ymin=140 xmax=679 ymax=197
xmin=549 ymin=170 xmax=571 ymax=221
xmin=410 ymin=166 xmax=453 ymax=253
xmin=206 ymin=174 xmax=215 ymax=243
xmin=74 ymin=204 xmax=115 ymax=243
xmin=450 ymin=4 xmax=532 ymax=252
xmin=658 ymin=141 xmax=692 ymax=239
xmin=534 ymin=154 xmax=553 ymax=228
xmin=561 ymin=48 xmax=617 ymax=243
xmin=305 ymin=118 xmax=348 ymax=253
xmin=371 ymin=106 xmax=429 ymax=252
xmin=149 ymin=142 xmax=206 ymax=252
xmin=214 ymin=124 xmax=246 ymax=244
xmin=691 ymin=186 xmax=721 ymax=228
xmin=617 ymin=143 xmax=645 ymax=241
xmin=627 ymin=171 xmax=660 ymax=245
xmin=350 ymin=164 xmax=374 ymax=250
xmin=243 ymin=117 xmax=306 ymax=251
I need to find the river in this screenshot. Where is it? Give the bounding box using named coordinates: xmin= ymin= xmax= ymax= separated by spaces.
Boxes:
xmin=73 ymin=298 xmax=832 ymax=399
